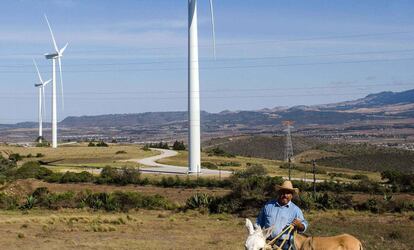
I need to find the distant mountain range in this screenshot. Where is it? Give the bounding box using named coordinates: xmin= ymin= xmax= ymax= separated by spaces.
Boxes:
xmin=2 ymin=89 xmax=414 ymax=133
xmin=57 ymin=89 xmax=414 ymax=128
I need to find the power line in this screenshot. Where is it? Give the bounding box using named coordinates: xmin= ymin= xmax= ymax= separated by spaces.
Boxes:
xmin=1 ymin=82 xmax=412 ymax=96
xmin=0 ymin=31 xmax=411 ymax=58
xmin=0 ymin=91 xmax=395 ymax=100
xmin=1 ymin=48 xmax=414 ymax=68
xmin=0 ymin=57 xmax=413 ymax=74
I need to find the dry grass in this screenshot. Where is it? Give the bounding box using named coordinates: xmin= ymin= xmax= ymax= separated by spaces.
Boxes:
xmin=0 ymin=209 xmax=245 ymax=250
xmin=0 ymin=209 xmax=412 ymax=250
xmin=157 ymin=151 xmax=379 ymax=181
xmin=0 ymin=144 xmax=157 ymax=167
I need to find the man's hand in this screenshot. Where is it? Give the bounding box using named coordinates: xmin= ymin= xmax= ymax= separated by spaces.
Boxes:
xmin=291 ymin=218 xmax=305 ymax=231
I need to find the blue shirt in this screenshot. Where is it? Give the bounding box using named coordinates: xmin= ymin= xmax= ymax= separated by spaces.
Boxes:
xmin=256 ymin=200 xmax=308 ymax=239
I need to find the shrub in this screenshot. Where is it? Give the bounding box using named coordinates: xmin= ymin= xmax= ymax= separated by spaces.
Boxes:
xmin=20 ymin=195 xmax=36 ymax=210
xmin=185 ymin=193 xmax=215 ymax=209
xmin=201 ymin=162 xmax=217 ymax=170
xmin=96 ymin=141 xmax=108 ymax=147
xmin=115 ymin=150 xmax=127 ymax=154
xmin=14 ymin=161 xmax=53 ymax=179
xmin=88 ymin=142 xmax=96 ymax=147
xmin=0 ymin=155 xmax=16 ymax=174
xmin=172 ymin=141 xmax=186 ymax=151
xmin=60 ymin=171 xmax=95 ymax=183
xmin=218 ymin=162 xmax=241 ymax=167
xmin=44 ymin=172 xmax=64 ymax=183
xmin=0 ymin=192 xmax=18 ymax=209
xmin=207 ymin=147 xmax=235 ymax=157
xmin=36 ymin=153 xmax=45 ymax=158
xmin=8 ymin=153 xmax=22 ymax=162
xmin=98 ymin=166 xmax=140 ymax=185
xmin=234 ymin=164 xmax=267 ymax=178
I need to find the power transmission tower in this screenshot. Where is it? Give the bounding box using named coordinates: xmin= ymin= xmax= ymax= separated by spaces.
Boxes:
xmin=283 ymin=121 xmax=294 ymax=180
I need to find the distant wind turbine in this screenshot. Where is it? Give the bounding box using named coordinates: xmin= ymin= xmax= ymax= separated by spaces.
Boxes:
xmin=43 ymin=15 xmax=68 ymax=148
xmin=33 ymin=59 xmax=51 ymax=144
xmin=188 ymin=0 xmax=216 ymax=173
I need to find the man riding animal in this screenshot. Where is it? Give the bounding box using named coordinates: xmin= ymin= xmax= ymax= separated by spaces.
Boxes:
xmin=245 ymin=181 xmax=363 ymax=250
xmin=256 ymin=180 xmax=308 ymax=249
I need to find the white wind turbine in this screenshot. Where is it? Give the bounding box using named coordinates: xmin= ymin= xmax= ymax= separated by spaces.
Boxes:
xmin=188 ymin=0 xmax=216 ymax=173
xmin=43 ymin=15 xmax=68 ymax=148
xmin=33 ymin=59 xmax=51 ymax=144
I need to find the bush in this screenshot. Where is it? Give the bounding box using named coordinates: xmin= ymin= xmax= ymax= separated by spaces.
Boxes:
xmin=234 ymin=164 xmax=267 ymax=178
xmin=146 ymin=142 xmax=169 ymax=149
xmin=96 ymin=141 xmax=108 ymax=147
xmin=88 ymin=142 xmax=96 ymax=147
xmin=44 ymin=172 xmax=64 ymax=183
xmin=97 ymin=166 xmax=141 ymax=185
xmin=185 ymin=193 xmax=214 ymax=209
xmin=36 ymin=153 xmax=45 ymax=158
xmin=60 ymin=171 xmax=95 ymax=183
xmin=172 ymin=141 xmax=186 ymax=151
xmin=0 ymin=155 xmax=16 ymax=174
xmin=207 ymin=147 xmax=235 ymax=158
xmin=218 ymin=162 xmax=241 ymax=167
xmin=8 ymin=153 xmax=22 ymax=162
xmin=14 ymin=161 xmax=53 ymax=179
xmin=115 ymin=150 xmax=127 ymax=155
xmin=0 ymin=193 xmax=18 ymax=209
xmin=201 ymin=162 xmax=217 ymax=170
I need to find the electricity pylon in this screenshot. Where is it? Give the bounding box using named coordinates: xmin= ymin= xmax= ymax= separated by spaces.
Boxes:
xmin=283 ymin=121 xmax=294 ymax=180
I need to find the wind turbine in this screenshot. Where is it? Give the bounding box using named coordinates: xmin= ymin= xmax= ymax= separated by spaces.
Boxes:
xmin=33 ymin=59 xmax=51 ymax=144
xmin=43 ymin=15 xmax=68 ymax=148
xmin=188 ymin=0 xmax=216 ymax=173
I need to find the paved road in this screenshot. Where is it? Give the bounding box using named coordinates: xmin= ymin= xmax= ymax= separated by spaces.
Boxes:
xmin=133 ymin=148 xmax=232 ymax=176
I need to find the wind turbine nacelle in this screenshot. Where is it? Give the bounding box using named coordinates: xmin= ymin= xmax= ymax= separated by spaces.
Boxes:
xmin=35 ymin=83 xmax=43 ymax=87
xmin=45 ymin=53 xmax=59 ymax=59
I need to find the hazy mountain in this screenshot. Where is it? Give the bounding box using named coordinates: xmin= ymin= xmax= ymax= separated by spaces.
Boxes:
xmin=2 ymin=89 xmax=414 ymax=130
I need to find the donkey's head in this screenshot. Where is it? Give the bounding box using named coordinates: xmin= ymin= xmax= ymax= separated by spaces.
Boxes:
xmin=244 ymin=218 xmax=273 ymax=250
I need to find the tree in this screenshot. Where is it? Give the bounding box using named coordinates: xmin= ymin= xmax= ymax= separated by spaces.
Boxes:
xmin=172 ymin=141 xmax=186 ymax=151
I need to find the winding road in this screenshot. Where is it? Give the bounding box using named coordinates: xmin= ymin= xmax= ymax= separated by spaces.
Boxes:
xmin=133 ymin=148 xmax=232 ymax=176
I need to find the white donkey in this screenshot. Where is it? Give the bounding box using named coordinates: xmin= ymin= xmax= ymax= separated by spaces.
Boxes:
xmin=245 ymin=218 xmax=363 ymax=250
xmin=244 ymin=218 xmax=273 ymax=250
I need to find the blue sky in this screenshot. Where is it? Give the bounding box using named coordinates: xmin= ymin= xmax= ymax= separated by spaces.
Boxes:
xmin=0 ymin=0 xmax=413 ymax=123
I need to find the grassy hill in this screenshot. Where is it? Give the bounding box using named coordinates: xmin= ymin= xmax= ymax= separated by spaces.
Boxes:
xmin=204 ymin=136 xmax=414 ymax=173
xmin=203 ymin=135 xmax=320 ymax=160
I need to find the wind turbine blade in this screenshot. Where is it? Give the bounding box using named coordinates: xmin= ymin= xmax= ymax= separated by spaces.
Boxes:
xmin=32 ymin=59 xmax=44 ymax=83
xmin=59 ymin=43 xmax=69 ymax=55
xmin=43 ymin=79 xmax=52 ymax=86
xmin=58 ymin=57 xmax=64 ymax=110
xmin=44 ymin=14 xmax=59 ymax=52
xmin=209 ymin=0 xmax=216 ymax=59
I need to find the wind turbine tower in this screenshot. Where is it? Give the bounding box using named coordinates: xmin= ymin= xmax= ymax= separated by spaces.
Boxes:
xmin=33 ymin=59 xmax=51 ymax=143
xmin=283 ymin=121 xmax=294 ymax=180
xmin=188 ymin=0 xmax=216 ymax=173
xmin=43 ymin=15 xmax=68 ymax=148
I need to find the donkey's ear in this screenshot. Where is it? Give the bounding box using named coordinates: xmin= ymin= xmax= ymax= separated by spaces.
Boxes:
xmin=263 ymin=226 xmax=273 ymax=239
xmin=245 ymin=218 xmax=254 ymax=235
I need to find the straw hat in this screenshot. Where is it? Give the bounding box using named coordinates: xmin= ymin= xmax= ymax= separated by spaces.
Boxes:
xmin=275 ymin=180 xmax=299 ymax=195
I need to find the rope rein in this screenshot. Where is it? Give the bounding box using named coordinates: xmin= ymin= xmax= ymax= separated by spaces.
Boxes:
xmin=266 ymin=225 xmax=295 ymax=249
